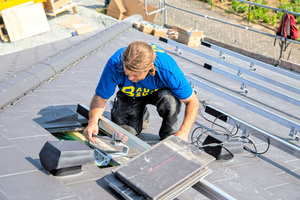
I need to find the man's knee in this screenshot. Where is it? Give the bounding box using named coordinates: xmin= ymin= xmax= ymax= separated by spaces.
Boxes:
xmin=156 ymin=91 xmax=181 ymax=116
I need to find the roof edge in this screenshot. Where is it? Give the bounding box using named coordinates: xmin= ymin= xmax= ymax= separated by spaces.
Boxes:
xmin=0 ymin=14 xmax=143 ymax=110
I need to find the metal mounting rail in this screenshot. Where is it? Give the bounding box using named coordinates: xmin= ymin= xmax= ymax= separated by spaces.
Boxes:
xmin=162 ymin=38 xmax=300 ymax=107
xmin=184 ymin=75 xmax=300 ymax=141
xmin=77 ymin=103 xmax=151 ymax=153
xmin=204 ymin=104 xmax=300 ymax=159
xmin=201 ymin=41 xmax=300 ymax=81
xmin=76 ymin=103 xmax=234 ymax=199
xmin=204 ymin=63 xmax=300 ymax=107
xmin=159 ymin=37 xmax=300 ymax=95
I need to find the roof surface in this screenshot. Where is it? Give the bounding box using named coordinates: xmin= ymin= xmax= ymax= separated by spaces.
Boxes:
xmin=0 ymin=15 xmax=300 ymax=200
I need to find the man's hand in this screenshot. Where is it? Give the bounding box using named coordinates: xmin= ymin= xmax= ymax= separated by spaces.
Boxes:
xmin=83 ymin=94 xmax=108 ymax=143
xmin=177 ymin=92 xmax=199 ymax=143
xmin=174 ymin=130 xmax=189 ymax=142
xmin=83 ymin=120 xmax=98 ymax=143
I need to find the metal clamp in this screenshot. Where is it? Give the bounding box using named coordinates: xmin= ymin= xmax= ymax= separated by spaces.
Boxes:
xmin=219 ymin=51 xmax=226 ymax=59
xmin=175 ymin=46 xmax=183 ymax=56
xmin=92 ymin=139 xmax=129 ymax=167
xmin=240 ymin=83 xmax=249 ymax=94
xmin=289 ymin=127 xmax=299 ymax=142
xmin=237 ymin=70 xmax=245 ymax=78
xmin=249 ymin=62 xmax=257 ymax=71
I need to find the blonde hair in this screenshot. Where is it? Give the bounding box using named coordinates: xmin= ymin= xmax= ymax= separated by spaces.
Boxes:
xmin=123 ymin=41 xmax=156 ymax=76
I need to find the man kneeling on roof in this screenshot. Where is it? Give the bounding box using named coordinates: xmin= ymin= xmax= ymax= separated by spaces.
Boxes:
xmin=83 ymin=41 xmax=199 ymax=142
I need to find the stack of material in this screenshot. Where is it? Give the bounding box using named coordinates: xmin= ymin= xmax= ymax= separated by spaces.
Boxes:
xmin=44 ymin=0 xmax=78 ymax=16
xmin=107 ymin=0 xmax=127 ymax=21
xmin=107 ymin=0 xmax=158 ymax=23
xmin=106 ymin=136 xmax=215 ymax=200
xmin=133 ymin=21 xmax=167 ymax=37
xmin=0 ymin=1 xmax=50 ymax=42
xmin=58 ymin=16 xmax=93 ymax=36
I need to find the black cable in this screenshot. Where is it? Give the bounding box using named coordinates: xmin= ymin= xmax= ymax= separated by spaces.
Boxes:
xmin=192 ymin=101 xmax=271 ymax=157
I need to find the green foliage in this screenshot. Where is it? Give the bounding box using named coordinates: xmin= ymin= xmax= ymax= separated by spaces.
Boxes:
xmin=226 ymin=7 xmax=235 ymax=14
xmin=237 ymin=3 xmax=248 ymax=13
xmin=271 ymin=15 xmax=277 ymax=25
xmin=291 ymin=0 xmax=300 ymax=4
xmin=97 ymin=7 xmax=107 ymax=14
xmin=231 ymin=0 xmax=248 ymax=13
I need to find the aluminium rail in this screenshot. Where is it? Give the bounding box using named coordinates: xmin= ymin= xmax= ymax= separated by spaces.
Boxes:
xmin=201 ymin=41 xmax=300 ymax=81
xmin=185 ymin=74 xmax=300 ymax=142
xmin=160 ymin=38 xmax=300 ymax=107
xmin=159 ymin=37 xmax=300 ymax=95
xmin=76 ymin=103 xmax=234 ymax=200
xmin=204 ymin=104 xmax=300 ymax=159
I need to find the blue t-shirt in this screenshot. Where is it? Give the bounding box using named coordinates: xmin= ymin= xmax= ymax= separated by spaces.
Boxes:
xmin=95 ymin=44 xmax=193 ymax=100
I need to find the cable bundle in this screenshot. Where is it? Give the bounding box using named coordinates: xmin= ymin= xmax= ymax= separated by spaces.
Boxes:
xmin=191 ymin=101 xmax=270 ymax=160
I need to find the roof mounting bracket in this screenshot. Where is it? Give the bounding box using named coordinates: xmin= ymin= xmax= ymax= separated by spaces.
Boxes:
xmin=240 ymin=83 xmax=249 ymax=94
xmin=250 ymin=62 xmax=257 ymax=71
xmin=92 ymin=140 xmax=129 ymax=167
xmin=219 ymin=51 xmax=226 ymax=59
xmin=289 ymin=127 xmax=299 ymax=142
xmin=237 ymin=69 xmax=245 ymax=78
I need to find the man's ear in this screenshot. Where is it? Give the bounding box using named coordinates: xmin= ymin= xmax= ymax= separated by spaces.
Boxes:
xmin=148 ymin=63 xmax=154 ymax=70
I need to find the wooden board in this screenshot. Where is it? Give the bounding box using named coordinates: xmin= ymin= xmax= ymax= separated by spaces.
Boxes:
xmin=58 ymin=16 xmax=84 ymax=29
xmin=44 ymin=0 xmax=72 ymax=11
xmin=2 ymin=3 xmax=50 ymax=42
xmin=73 ymin=23 xmax=93 ymax=35
xmin=45 ymin=2 xmax=77 ymax=16
xmin=123 ymin=0 xmax=158 ymax=23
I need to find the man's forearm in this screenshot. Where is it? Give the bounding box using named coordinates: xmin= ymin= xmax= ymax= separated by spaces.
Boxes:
xmin=88 ymin=94 xmax=108 ymax=124
xmin=176 ymin=92 xmax=199 ymax=141
xmin=181 ymin=96 xmax=199 ymax=132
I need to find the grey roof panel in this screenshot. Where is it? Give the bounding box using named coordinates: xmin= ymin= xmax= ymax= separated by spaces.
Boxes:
xmin=0 ymin=170 xmax=76 ymax=200
xmin=4 ymin=71 xmax=40 ymax=95
xmin=26 ymin=63 xmax=56 ymax=82
xmin=0 ymin=134 xmax=14 ymax=148
xmin=79 ymin=37 xmax=105 ymax=53
xmin=42 ymin=54 xmax=70 ymax=74
xmin=0 ymin=116 xmax=49 ymax=139
xmin=0 ymin=82 xmax=21 ymax=109
xmin=0 ymin=146 xmax=38 ymax=176
xmin=58 ymin=44 xmax=90 ymax=66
